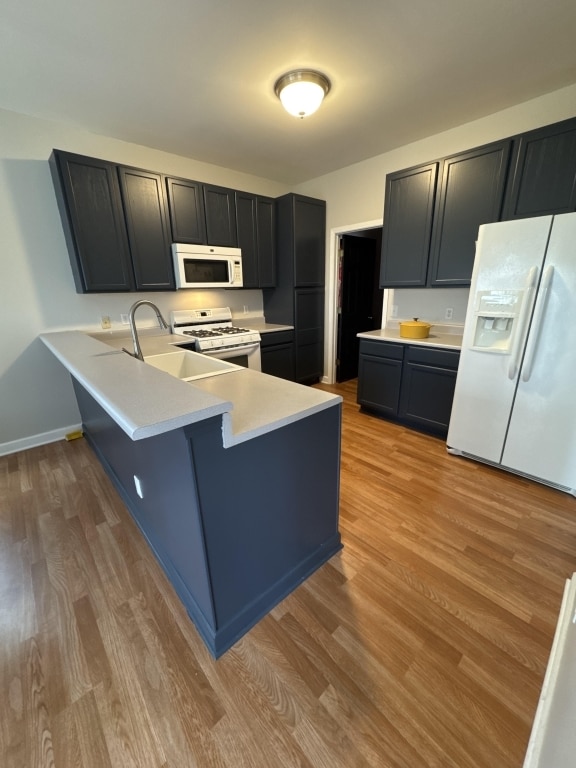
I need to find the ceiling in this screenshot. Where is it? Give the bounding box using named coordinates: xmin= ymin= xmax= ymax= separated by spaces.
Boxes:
xmin=2 ymin=0 xmax=576 ymax=184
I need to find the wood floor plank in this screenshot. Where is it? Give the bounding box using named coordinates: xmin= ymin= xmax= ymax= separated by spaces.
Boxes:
xmin=1 ymin=378 xmax=575 ymax=767
xmin=23 ymin=634 xmax=56 ymax=768
xmin=73 ymin=690 xmax=113 ymax=768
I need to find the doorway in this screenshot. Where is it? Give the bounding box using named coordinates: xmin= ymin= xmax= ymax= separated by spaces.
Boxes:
xmin=336 ymin=229 xmax=384 ymax=382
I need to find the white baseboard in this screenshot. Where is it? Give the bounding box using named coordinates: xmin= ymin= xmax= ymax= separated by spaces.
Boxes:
xmin=0 ymin=423 xmax=83 ymax=458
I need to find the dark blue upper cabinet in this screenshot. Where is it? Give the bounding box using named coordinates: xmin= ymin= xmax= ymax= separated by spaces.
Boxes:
xmin=235 ymin=192 xmax=276 ymax=288
xmin=117 ymin=167 xmax=174 ymax=291
xmin=380 ymin=117 xmax=576 ymax=290
xmin=203 ymin=184 xmax=238 ymax=247
xmin=428 ymin=140 xmax=511 ymax=287
xmin=50 ymin=150 xmax=135 ymax=293
xmin=165 ymin=176 xmax=207 ymax=244
xmin=51 ymin=150 xmax=174 ymax=293
xmin=502 ymin=117 xmax=576 ymax=220
xmin=380 ymin=162 xmax=438 ymax=288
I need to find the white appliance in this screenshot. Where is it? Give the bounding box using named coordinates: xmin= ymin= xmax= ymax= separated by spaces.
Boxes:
xmin=172 ymin=243 xmax=243 ymax=289
xmin=523 ymin=574 xmax=576 ymax=767
xmin=447 ymin=212 xmax=576 ymax=496
xmin=170 ymin=307 xmax=261 ymax=370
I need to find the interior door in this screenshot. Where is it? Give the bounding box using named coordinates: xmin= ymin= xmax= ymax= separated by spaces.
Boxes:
xmin=501 ymin=213 xmax=576 ymax=490
xmin=337 ymin=235 xmax=381 ymax=382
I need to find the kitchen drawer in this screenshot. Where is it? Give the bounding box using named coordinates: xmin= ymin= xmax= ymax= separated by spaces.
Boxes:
xmin=260 ymin=330 xmax=294 ymax=347
xmin=359 ymin=340 xmax=404 ymax=360
xmin=406 ymin=345 xmax=460 ymax=369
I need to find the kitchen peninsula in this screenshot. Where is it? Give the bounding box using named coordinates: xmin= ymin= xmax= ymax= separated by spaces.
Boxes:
xmin=40 ymin=330 xmax=342 ymax=658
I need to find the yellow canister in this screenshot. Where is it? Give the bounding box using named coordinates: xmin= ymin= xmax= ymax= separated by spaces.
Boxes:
xmin=399 ymin=318 xmax=432 ymax=339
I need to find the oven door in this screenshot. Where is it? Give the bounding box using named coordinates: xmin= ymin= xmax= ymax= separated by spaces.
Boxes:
xmin=201 ymin=342 xmax=261 ymax=371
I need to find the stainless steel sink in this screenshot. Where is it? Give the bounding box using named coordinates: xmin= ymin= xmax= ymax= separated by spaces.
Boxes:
xmin=144 ymin=349 xmax=241 ymax=381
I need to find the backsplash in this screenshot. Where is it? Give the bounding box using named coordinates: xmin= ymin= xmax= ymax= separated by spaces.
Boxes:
xmin=387 ymin=287 xmax=470 ymax=327
xmin=74 ymin=288 xmax=264 ymax=332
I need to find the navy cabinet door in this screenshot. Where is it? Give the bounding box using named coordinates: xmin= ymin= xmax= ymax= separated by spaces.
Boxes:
xmin=261 ymin=344 xmax=295 ymax=380
xmin=357 ymin=354 xmax=403 ymax=416
xmin=503 ymin=117 xmax=576 ymax=219
xmin=295 ymin=288 xmax=324 ymax=383
xmin=428 ymin=141 xmax=511 ymax=287
xmin=357 ymin=341 xmax=404 ymax=415
xmin=166 ymin=176 xmax=207 ymax=244
xmin=256 ymin=196 xmax=276 ymax=288
xmin=203 ymin=184 xmax=238 ymax=247
xmin=293 ymin=196 xmax=326 ymax=287
xmin=260 ymin=330 xmax=295 ymax=380
xmin=235 ymin=193 xmax=276 ymax=288
xmin=50 ymin=151 xmax=134 ymax=293
xmin=236 ymin=192 xmax=258 ymax=286
xmin=380 ymin=163 xmax=438 ymax=287
xmin=398 ymin=346 xmax=460 ymax=436
xmin=118 ymin=167 xmax=174 ymax=291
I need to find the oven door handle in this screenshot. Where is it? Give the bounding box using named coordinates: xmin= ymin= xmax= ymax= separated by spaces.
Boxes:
xmin=201 ymin=342 xmax=261 ymax=356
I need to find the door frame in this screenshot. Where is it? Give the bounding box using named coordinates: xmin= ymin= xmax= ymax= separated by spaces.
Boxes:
xmin=325 ymin=219 xmax=390 ymax=384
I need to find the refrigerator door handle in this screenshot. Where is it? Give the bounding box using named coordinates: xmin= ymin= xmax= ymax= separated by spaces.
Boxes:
xmin=508 ymin=266 xmax=539 ymax=380
xmin=521 ymin=265 xmax=554 ymax=383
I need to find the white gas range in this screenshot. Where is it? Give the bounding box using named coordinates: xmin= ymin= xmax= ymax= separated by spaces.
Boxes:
xmin=170 ymin=307 xmax=262 ymax=371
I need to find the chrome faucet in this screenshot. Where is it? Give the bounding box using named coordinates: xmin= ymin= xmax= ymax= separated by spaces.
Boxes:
xmin=122 ymin=300 xmax=169 ymax=361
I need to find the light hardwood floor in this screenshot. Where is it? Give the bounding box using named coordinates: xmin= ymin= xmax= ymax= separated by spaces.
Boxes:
xmin=2 ymin=379 xmax=575 ymax=767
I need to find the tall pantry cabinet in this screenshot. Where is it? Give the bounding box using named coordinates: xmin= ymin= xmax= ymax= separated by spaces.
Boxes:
xmin=263 ymin=194 xmax=326 ymax=384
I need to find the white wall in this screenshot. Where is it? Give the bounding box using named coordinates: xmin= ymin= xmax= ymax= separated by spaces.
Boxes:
xmin=294 ymin=84 xmax=576 ymax=380
xmin=0 ymin=108 xmax=289 ymax=454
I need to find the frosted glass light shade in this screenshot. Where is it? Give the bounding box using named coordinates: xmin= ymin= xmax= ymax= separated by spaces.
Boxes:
xmin=275 ymin=70 xmax=330 ymax=119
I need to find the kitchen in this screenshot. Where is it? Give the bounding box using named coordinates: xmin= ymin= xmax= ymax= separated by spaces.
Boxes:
xmin=2 ymin=0 xmax=576 ymax=765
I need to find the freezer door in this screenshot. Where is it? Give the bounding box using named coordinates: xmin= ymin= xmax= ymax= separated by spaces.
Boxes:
xmin=447 ymin=216 xmax=552 ymax=462
xmin=501 ymin=212 xmax=576 ymax=491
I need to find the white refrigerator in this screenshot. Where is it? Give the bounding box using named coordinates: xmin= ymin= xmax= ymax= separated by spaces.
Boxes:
xmin=523 ymin=574 xmax=576 ymax=767
xmin=447 ymin=212 xmax=576 ymax=496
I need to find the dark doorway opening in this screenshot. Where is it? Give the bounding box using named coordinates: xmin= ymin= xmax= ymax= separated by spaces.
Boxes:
xmin=336 ymin=230 xmax=384 ymax=382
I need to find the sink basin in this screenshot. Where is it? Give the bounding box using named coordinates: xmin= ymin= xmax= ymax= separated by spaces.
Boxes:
xmin=144 ymin=349 xmax=241 ymax=381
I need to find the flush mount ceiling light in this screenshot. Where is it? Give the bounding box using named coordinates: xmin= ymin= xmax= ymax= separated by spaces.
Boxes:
xmin=274 ymin=69 xmax=331 ymax=119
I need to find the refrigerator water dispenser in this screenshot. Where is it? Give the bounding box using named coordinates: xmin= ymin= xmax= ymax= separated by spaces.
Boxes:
xmin=470 ymin=290 xmax=524 ymax=353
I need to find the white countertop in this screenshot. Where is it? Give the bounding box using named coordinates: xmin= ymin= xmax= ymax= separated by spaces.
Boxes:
xmin=40 ymin=330 xmax=340 ymax=446
xmin=357 ymin=327 xmax=463 ymax=350
xmin=233 ymin=316 xmax=294 ymax=334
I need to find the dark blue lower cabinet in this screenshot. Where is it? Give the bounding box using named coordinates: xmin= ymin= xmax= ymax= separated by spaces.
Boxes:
xmin=260 ymin=330 xmax=295 ymax=380
xmin=357 ymin=341 xmax=404 ymax=416
xmin=357 ymin=340 xmax=460 ymax=438
xmin=72 ymin=380 xmax=342 ymax=657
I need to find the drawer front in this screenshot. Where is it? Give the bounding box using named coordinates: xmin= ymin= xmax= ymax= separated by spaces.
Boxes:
xmin=406 ymin=345 xmax=460 ymax=369
xmin=260 ymin=330 xmax=294 ymax=347
xmin=359 ymin=340 xmax=404 ymax=360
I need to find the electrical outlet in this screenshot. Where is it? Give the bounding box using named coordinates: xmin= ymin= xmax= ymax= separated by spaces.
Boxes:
xmin=445 ymin=307 xmax=454 ymax=321
xmin=100 ymin=315 xmax=111 ymax=329
xmin=391 ymin=305 xmax=398 ymax=318
xmin=120 ymin=314 xmax=129 ymax=325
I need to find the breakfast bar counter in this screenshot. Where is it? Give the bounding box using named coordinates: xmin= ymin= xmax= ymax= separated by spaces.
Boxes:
xmin=40 ymin=330 xmax=340 ymax=444
xmin=40 ymin=329 xmax=342 ymax=658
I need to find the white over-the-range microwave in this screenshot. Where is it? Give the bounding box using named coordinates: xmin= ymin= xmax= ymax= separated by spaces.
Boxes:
xmin=172 ymin=243 xmax=243 ymax=289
